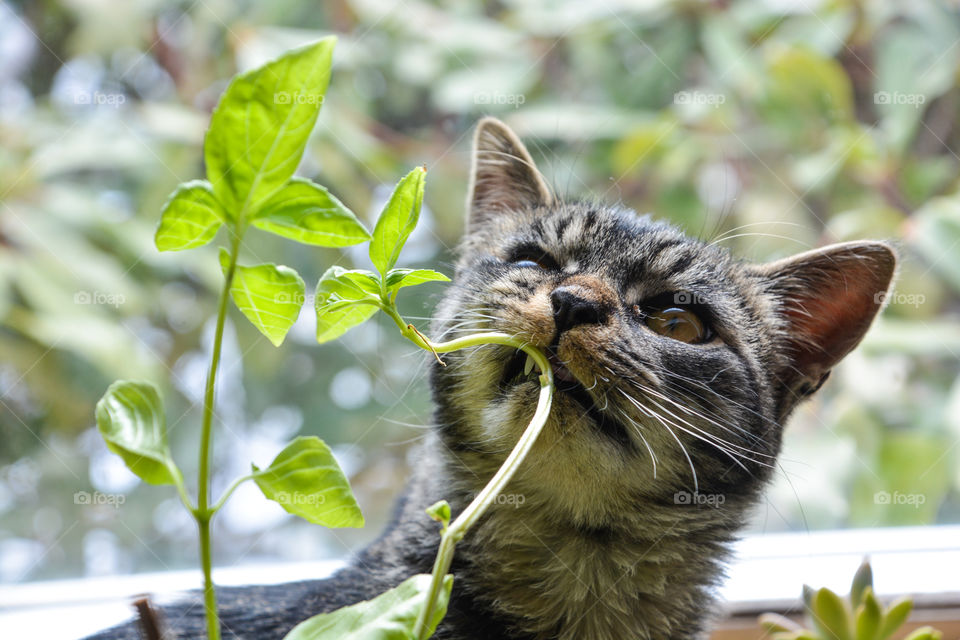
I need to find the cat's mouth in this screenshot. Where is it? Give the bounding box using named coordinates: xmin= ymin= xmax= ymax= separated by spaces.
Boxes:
xmin=500 ymin=350 xmax=632 ymax=447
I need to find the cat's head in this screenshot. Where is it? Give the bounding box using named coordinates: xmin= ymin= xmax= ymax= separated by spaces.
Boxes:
xmin=430 ymin=118 xmax=895 ymax=527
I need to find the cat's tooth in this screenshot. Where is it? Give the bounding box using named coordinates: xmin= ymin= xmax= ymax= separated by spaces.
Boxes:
xmin=523 ymin=354 xmax=535 ymax=377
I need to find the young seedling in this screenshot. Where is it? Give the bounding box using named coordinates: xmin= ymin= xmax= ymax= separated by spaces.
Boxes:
xmin=759 ymin=559 xmax=942 ymax=640
xmin=94 ymin=39 xmax=556 ymax=640
xmin=96 ymin=38 xmax=369 ymax=640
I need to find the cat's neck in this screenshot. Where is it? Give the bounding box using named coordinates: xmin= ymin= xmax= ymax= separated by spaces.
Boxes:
xmin=382 ymin=432 xmax=743 ymax=640
xmin=453 ymin=482 xmax=733 ymax=639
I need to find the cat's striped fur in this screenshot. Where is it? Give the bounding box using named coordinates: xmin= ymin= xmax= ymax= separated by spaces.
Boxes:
xmin=89 ymin=118 xmax=896 ymax=640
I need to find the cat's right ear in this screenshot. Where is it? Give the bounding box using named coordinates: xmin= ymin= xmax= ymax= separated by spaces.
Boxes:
xmin=756 ymin=241 xmax=896 ymax=412
xmin=466 ymin=117 xmax=552 ymax=233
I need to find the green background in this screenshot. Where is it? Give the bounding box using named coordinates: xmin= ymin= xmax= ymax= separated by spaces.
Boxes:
xmin=0 ymin=0 xmax=958 ymax=583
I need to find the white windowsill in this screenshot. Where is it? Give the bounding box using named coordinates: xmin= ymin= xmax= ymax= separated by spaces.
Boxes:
xmin=1 ymin=525 xmax=958 ymax=639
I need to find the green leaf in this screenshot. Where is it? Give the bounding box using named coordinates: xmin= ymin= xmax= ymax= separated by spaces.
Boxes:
xmin=811 ymin=588 xmax=853 ymax=640
xmin=369 ymin=167 xmax=426 ymax=275
xmin=314 ymin=266 xmax=381 ymax=344
xmin=95 ymin=381 xmax=182 ymax=486
xmin=856 ymin=589 xmax=882 ymax=640
xmin=220 ymin=249 xmax=305 ymax=347
xmin=204 ymin=38 xmax=336 ymax=219
xmin=850 ymin=560 xmax=873 ymax=609
xmin=252 ymin=436 xmax=363 ymax=528
xmin=315 ymin=302 xmax=378 ymax=345
xmin=385 ymin=268 xmax=450 ymax=294
xmin=903 ymin=627 xmax=942 ymax=640
xmin=154 ymin=181 xmax=224 ymax=251
xmin=252 ymin=178 xmax=371 ymax=247
xmin=426 ymin=500 xmax=451 ymax=531
xmin=877 ymin=597 xmax=913 ymax=640
xmin=282 ymin=574 xmax=453 ymax=640
xmin=318 ymin=266 xmax=382 ymax=299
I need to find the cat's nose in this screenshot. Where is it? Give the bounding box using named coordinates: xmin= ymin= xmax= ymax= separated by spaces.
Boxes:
xmin=550 ymin=286 xmax=608 ymax=335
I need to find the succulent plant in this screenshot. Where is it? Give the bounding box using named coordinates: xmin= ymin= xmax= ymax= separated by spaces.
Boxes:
xmin=758 ymin=559 xmax=942 ymax=640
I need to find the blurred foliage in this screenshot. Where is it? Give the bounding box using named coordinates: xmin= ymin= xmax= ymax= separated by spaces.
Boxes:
xmin=0 ymin=0 xmax=958 ymax=582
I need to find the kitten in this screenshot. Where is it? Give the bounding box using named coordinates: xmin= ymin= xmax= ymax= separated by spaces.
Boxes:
xmin=89 ymin=118 xmax=896 ymax=640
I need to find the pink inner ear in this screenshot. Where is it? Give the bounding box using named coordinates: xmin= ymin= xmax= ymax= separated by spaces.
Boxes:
xmin=784 ymin=275 xmax=881 ymax=375
xmin=770 ymin=242 xmax=896 ymax=380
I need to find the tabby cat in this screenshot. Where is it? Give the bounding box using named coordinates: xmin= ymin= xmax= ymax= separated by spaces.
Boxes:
xmin=90 ymin=117 xmax=896 ymax=640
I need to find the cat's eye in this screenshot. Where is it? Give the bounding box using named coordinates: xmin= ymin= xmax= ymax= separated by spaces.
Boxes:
xmin=508 ymin=245 xmax=557 ymax=270
xmin=515 ymin=259 xmax=544 ymax=269
xmin=642 ymin=307 xmax=710 ymax=344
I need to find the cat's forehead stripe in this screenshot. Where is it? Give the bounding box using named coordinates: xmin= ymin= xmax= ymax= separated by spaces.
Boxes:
xmin=522 ymin=204 xmax=739 ymax=296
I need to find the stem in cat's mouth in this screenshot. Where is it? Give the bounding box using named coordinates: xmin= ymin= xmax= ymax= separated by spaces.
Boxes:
xmin=502 ymin=347 xmax=633 ymax=448
xmin=380 ymin=302 xmax=555 ymax=640
xmin=503 ymin=349 xmax=575 ymax=387
xmin=546 ymin=350 xmax=576 ymax=383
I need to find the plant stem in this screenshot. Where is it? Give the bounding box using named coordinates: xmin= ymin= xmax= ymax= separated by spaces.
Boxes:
xmin=197 ymin=514 xmax=217 ymax=640
xmin=195 ymin=232 xmax=241 ymax=640
xmin=210 ymin=472 xmax=255 ymax=513
xmin=383 ymin=307 xmax=555 ymax=639
xmin=414 ymin=363 xmax=552 ymax=638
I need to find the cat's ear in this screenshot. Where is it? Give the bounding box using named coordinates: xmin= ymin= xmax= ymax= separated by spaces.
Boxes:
xmin=757 ymin=241 xmax=896 ymax=400
xmin=466 ymin=117 xmax=552 ymax=232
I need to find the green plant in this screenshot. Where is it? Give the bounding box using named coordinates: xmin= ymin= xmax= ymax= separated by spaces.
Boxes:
xmin=759 ymin=560 xmax=942 ymax=640
xmin=94 ymin=38 xmax=556 ymax=639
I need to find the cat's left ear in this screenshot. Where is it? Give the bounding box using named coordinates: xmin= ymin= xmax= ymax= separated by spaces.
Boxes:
xmin=756 ymin=241 xmax=896 ymax=403
xmin=466 ymin=117 xmax=553 ymax=233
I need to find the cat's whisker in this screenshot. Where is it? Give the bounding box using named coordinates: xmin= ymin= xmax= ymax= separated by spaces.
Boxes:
xmin=637 ymin=401 xmax=750 ymax=464
xmin=707 ymin=220 xmax=807 ymax=245
xmin=621 ymin=391 xmax=699 ymax=492
xmin=612 ymin=405 xmax=658 ymax=480
xmin=640 ymin=395 xmax=755 ymax=472
xmin=598 ymin=393 xmax=609 ymax=411
xmin=604 ymin=365 xmax=762 ymax=455
xmin=639 ymin=386 xmax=776 ymax=465
xmin=616 ymin=382 xmax=769 ymax=472
xmin=615 ymin=362 xmax=772 ymax=445
xmin=639 ymin=382 xmax=766 ymax=450
xmin=656 ymin=368 xmax=783 ymax=431
xmin=601 ymin=363 xmax=753 ymax=460
xmin=708 ymin=231 xmax=812 ymax=249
